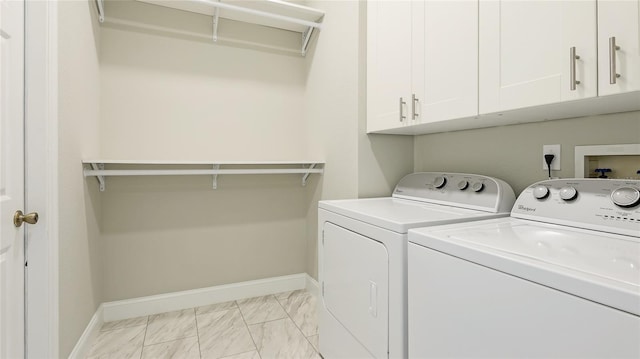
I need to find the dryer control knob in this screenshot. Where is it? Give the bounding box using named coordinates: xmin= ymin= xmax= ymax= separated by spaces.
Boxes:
xmin=559 ymin=187 xmax=578 ymax=201
xmin=458 ymin=180 xmax=469 ymax=190
xmin=533 ymin=185 xmax=550 ymax=199
xmin=611 ymin=187 xmax=640 ymax=208
xmin=433 ymin=176 xmax=447 ymax=189
xmin=471 ymin=182 xmax=484 ymax=192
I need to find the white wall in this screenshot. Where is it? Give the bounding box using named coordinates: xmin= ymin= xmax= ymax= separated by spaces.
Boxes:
xmin=357 ymin=1 xmax=414 ymax=199
xmin=58 ymin=0 xmax=103 ymax=356
xmin=99 ymin=1 xmax=315 ymax=301
xmin=303 ymin=0 xmax=360 ymax=279
xmin=100 ymin=1 xmax=307 ymax=161
xmin=100 ymin=175 xmax=310 ymax=301
xmin=303 ymin=0 xmax=414 ymax=278
xmin=414 ymin=111 xmax=640 ymax=194
xmin=98 ymin=0 xmax=414 ymax=293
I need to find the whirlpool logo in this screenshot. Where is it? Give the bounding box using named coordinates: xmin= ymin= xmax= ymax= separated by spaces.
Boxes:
xmin=518 ymin=205 xmax=536 ymax=212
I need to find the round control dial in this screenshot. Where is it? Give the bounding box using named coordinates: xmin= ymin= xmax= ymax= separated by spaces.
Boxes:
xmin=533 ymin=185 xmax=550 ymax=199
xmin=611 ymin=186 xmax=640 ymax=208
xmin=471 ymin=182 xmax=484 ymax=192
xmin=433 ymin=176 xmax=447 ymax=189
xmin=458 ymin=180 xmax=469 ymax=190
xmin=559 ymin=186 xmax=578 ymax=201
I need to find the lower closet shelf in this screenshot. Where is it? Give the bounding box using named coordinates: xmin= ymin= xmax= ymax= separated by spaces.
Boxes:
xmin=82 ymin=160 xmax=324 ymax=191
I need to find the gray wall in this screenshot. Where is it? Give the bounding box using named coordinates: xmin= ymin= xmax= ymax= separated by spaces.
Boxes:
xmin=99 ymin=1 xmax=312 ymax=301
xmin=101 ymin=175 xmax=311 ymax=301
xmin=357 ymin=1 xmax=414 ymax=199
xmin=58 ymin=0 xmax=103 ymax=356
xmin=95 ymin=0 xmax=414 ymax=302
xmin=414 ymin=111 xmax=640 ymax=194
xmin=303 ymin=0 xmax=414 ymax=279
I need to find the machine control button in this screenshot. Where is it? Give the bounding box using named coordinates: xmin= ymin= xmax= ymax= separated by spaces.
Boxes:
xmin=559 ymin=187 xmax=578 ymax=201
xmin=434 ymin=176 xmax=447 ymax=189
xmin=458 ymin=180 xmax=469 ymax=190
xmin=471 ymin=182 xmax=484 ymax=192
xmin=533 ymin=185 xmax=550 ymax=199
xmin=611 ymin=187 xmax=640 ymax=208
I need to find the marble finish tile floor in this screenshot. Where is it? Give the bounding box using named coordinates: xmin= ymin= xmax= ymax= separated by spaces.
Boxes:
xmin=87 ymin=290 xmax=319 ymax=359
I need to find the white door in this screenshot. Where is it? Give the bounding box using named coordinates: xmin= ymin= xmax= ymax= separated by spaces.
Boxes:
xmin=0 ymin=0 xmax=25 ymax=357
xmin=479 ymin=0 xmax=597 ymax=114
xmin=366 ymin=0 xmax=412 ymax=132
xmin=322 ymin=223 xmax=389 ymax=359
xmin=598 ymin=0 xmax=640 ymax=96
xmin=415 ymin=0 xmax=478 ymax=124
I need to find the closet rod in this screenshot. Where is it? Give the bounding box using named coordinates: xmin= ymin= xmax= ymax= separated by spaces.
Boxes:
xmin=191 ymin=0 xmax=323 ymax=30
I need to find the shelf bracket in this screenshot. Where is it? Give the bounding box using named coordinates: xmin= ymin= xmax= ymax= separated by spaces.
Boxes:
xmin=301 ymin=27 xmax=314 ymax=56
xmin=302 ymin=163 xmax=317 ymax=186
xmin=212 ymin=164 xmax=220 ymax=189
xmin=95 ymin=0 xmax=105 ymax=23
xmin=212 ymin=1 xmax=220 ymax=42
xmin=91 ymin=163 xmax=106 ymax=192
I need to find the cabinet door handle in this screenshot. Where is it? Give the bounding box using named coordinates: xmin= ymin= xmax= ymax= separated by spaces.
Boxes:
xmin=569 ymin=47 xmax=580 ymax=91
xmin=609 ymin=37 xmax=621 ymax=84
xmin=411 ymin=94 xmax=419 ymax=120
xmin=399 ymin=97 xmax=406 ymax=122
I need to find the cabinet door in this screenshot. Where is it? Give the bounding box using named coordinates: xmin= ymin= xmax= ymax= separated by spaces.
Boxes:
xmin=479 ymin=1 xmax=597 ymax=114
xmin=367 ymin=0 xmax=412 ymax=132
xmin=598 ymin=0 xmax=640 ymax=96
xmin=414 ymin=0 xmax=478 ymax=123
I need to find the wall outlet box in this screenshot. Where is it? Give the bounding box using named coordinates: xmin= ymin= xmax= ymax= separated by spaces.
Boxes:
xmin=543 ymin=144 xmax=561 ymax=170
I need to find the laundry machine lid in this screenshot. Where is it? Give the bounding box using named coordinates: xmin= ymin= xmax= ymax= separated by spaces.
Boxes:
xmin=319 ymin=197 xmax=509 ymax=234
xmin=409 ymin=218 xmax=640 ymax=316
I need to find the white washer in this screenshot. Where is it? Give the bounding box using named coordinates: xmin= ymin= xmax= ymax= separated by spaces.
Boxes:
xmin=317 ymin=172 xmax=516 ymax=358
xmin=408 ymin=178 xmax=640 ymax=358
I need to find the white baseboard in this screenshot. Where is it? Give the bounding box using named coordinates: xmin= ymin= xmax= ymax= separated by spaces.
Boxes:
xmin=72 ymin=273 xmax=315 ymax=356
xmin=305 ymin=273 xmax=320 ymax=298
xmin=68 ymin=304 xmax=103 ymax=359
xmin=102 ymin=273 xmax=308 ymax=322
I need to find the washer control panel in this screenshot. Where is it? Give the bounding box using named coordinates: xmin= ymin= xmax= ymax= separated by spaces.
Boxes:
xmin=513 ymin=179 xmax=640 ymax=237
xmin=393 ymin=172 xmax=516 ymax=213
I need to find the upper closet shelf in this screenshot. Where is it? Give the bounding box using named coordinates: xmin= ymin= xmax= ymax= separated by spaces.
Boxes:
xmin=83 ymin=160 xmax=324 ymax=191
xmin=96 ymin=0 xmax=325 ymax=55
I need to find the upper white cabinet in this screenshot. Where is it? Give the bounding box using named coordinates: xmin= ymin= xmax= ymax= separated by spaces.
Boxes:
xmin=367 ymin=0 xmax=479 ymax=133
xmin=367 ymin=0 xmax=640 ymax=135
xmin=366 ymin=0 xmax=413 ymax=132
xmin=414 ymin=0 xmax=478 ymax=123
xmin=479 ymin=1 xmax=597 ymax=114
xmin=597 ymin=0 xmax=640 ymax=96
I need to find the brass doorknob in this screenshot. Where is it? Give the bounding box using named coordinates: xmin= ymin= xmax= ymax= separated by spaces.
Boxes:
xmin=13 ymin=210 xmax=39 ymax=228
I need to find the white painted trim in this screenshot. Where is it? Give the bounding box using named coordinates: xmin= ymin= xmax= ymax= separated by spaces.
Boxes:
xmin=67 ymin=304 xmax=103 ymax=359
xmin=46 ymin=1 xmax=59 ymax=356
xmin=24 ymin=0 xmax=59 ymax=357
xmin=102 ymin=273 xmax=307 ymax=322
xmin=574 ymin=144 xmax=640 ymax=177
xmin=305 ymin=273 xmax=320 ymax=298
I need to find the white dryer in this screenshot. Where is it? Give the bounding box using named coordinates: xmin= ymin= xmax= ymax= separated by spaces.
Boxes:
xmin=408 ymin=178 xmax=640 ymax=358
xmin=317 ymin=172 xmax=516 ymax=358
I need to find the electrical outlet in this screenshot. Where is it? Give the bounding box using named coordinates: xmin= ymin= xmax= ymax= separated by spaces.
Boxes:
xmin=543 ymin=144 xmax=561 ymax=170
